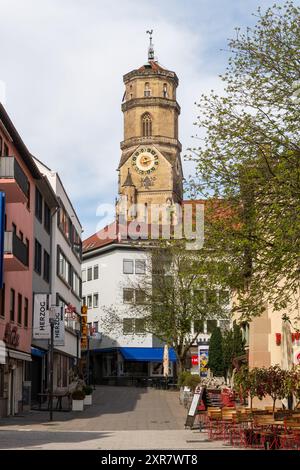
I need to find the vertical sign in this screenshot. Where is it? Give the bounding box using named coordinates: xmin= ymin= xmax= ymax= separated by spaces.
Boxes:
xmin=199 ymin=349 xmax=209 ymax=377
xmin=33 ymin=294 xmax=50 ymax=339
xmin=81 ymin=305 xmax=88 ymax=350
xmin=53 ymin=306 xmax=65 ymax=346
xmin=0 ymin=192 xmax=5 ymax=289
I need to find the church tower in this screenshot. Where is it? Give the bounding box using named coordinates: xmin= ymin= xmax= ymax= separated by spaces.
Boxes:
xmin=117 ymin=32 xmax=183 ymax=222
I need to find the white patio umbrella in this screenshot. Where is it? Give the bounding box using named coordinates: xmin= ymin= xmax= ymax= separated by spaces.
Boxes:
xmin=281 ymin=318 xmax=293 ymax=409
xmin=163 ymin=344 xmax=169 ymax=378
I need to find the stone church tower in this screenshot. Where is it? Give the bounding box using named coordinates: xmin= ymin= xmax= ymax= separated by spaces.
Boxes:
xmin=117 ymin=33 xmax=183 ymax=222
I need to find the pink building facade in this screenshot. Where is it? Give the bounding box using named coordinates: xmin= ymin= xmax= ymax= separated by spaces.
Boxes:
xmin=0 ymin=103 xmax=41 ymax=417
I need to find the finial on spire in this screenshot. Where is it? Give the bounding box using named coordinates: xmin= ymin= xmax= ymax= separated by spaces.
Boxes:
xmin=146 ymin=29 xmax=155 ymax=61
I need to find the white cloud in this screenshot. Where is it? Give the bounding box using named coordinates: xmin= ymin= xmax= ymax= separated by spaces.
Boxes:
xmin=0 ymin=0 xmax=278 ymax=237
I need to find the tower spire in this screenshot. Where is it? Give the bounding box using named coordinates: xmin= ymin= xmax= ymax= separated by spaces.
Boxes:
xmin=146 ymin=29 xmax=155 ymax=61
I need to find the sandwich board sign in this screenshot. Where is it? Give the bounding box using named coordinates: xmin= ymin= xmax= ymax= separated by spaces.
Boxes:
xmin=184 ymin=385 xmax=204 ymax=429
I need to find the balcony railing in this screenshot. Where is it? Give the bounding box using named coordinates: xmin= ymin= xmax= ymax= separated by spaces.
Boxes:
xmin=0 ymin=156 xmax=29 ymax=199
xmin=4 ymin=231 xmax=28 ymax=267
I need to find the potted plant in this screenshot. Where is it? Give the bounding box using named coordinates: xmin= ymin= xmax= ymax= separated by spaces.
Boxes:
xmin=83 ymin=385 xmax=93 ymax=405
xmin=72 ymin=389 xmax=86 ymax=411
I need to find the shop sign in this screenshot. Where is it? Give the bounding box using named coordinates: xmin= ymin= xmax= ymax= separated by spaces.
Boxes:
xmin=191 ymin=355 xmax=198 ymax=366
xmin=53 ymin=306 xmax=65 ymax=346
xmin=33 ymin=294 xmax=50 ymax=339
xmin=3 ymin=323 xmax=19 ymax=347
xmin=81 ymin=309 xmax=87 ymax=349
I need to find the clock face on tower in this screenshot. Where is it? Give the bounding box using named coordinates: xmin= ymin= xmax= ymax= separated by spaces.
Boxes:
xmin=131 ymin=148 xmax=159 ymax=175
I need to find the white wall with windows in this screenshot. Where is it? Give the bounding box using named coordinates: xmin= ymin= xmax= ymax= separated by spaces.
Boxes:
xmin=82 ymin=246 xmax=153 ymax=348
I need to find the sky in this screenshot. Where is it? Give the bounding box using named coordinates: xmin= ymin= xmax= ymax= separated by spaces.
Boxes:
xmin=0 ymin=0 xmax=286 ymax=238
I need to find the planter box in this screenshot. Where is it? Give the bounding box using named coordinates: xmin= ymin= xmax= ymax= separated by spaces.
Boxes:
xmin=72 ymin=399 xmax=84 ymax=411
xmin=84 ymin=395 xmax=92 ymax=406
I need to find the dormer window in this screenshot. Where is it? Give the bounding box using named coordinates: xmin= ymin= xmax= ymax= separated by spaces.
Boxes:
xmin=144 ymin=82 xmax=151 ymax=97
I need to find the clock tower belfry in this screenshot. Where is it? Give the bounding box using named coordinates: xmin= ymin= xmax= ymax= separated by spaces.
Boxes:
xmin=117 ymin=32 xmax=183 ymax=222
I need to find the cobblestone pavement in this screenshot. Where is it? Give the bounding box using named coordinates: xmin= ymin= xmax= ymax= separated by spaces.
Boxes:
xmin=0 ymin=386 xmax=235 ymax=450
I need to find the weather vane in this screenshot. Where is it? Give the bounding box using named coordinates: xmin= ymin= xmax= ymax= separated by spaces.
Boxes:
xmin=146 ymin=29 xmax=154 ymax=61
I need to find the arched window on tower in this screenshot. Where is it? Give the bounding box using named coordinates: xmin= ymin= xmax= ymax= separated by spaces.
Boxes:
xmin=163 ymin=83 xmax=168 ymax=98
xmin=142 ymin=113 xmax=152 ymax=137
xmin=144 ymin=82 xmax=151 ymax=97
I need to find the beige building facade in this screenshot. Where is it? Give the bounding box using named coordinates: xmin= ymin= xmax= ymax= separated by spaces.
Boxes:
xmin=116 ymin=54 xmax=183 ymax=222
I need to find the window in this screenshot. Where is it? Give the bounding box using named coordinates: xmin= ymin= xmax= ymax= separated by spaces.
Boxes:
xmin=3 ymin=143 xmax=9 ymax=156
xmin=25 ymin=238 xmax=29 ymax=266
xmin=17 ymin=294 xmax=22 ymax=325
xmin=34 ymin=239 xmax=42 ymax=274
xmin=72 ymin=270 xmax=81 ymax=297
xmin=93 ymin=265 xmax=99 ymax=280
xmin=135 ymin=259 xmax=145 ymax=274
xmin=93 ymin=293 xmax=99 ymax=308
xmin=24 ymin=298 xmax=28 ymax=328
xmin=123 ymin=318 xmax=134 ymax=334
xmin=123 ymin=259 xmax=134 ymax=274
xmin=43 ymin=250 xmax=50 ymax=283
xmin=135 ymin=289 xmax=146 ymax=305
xmin=194 ymin=319 xmax=204 ymax=334
xmin=57 ymin=248 xmax=71 ymax=285
xmin=82 ymin=296 xmax=86 ymax=306
xmin=72 ymin=227 xmax=82 ymax=259
xmin=163 ymin=83 xmax=168 ymax=98
xmin=0 ymin=284 xmax=5 ymax=317
xmin=123 ymin=318 xmax=145 ymax=334
xmin=44 ymin=202 xmax=51 ymax=233
xmin=10 ymin=289 xmax=15 ymax=322
xmin=142 ymin=113 xmax=152 ymax=137
xmin=87 ymin=267 xmax=93 ymax=281
xmin=123 ymin=288 xmax=134 ymax=303
xmin=57 ymin=201 xmax=72 ymax=242
xmin=35 ymin=187 xmax=43 ymax=222
xmin=135 ymin=318 xmax=146 ymax=334
xmin=144 ymin=82 xmax=151 ymax=97
xmin=93 ymin=321 xmax=99 ymax=333
xmin=87 ymin=295 xmax=92 ymax=308
xmin=82 ymin=269 xmax=86 ymax=282
xmin=207 ymin=319 xmax=217 ymax=333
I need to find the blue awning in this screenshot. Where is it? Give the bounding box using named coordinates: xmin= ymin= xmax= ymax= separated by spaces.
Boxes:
xmin=31 ymin=347 xmax=47 ymax=358
xmin=120 ymin=347 xmax=177 ymax=362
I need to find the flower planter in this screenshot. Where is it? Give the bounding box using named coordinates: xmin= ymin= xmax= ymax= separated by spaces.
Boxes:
xmin=84 ymin=394 xmax=92 ymax=406
xmin=72 ymin=399 xmax=84 ymax=411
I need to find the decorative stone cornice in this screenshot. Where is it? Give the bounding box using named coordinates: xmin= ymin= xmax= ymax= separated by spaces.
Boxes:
xmin=122 ymin=97 xmax=181 ymax=114
xmin=123 ymin=68 xmax=178 ymax=86
xmin=120 ymin=136 xmax=182 ymax=152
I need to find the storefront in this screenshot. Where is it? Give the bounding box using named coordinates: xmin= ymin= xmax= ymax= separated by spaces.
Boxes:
xmin=90 ymin=347 xmax=177 ymax=384
xmin=0 ymin=348 xmax=32 ymax=417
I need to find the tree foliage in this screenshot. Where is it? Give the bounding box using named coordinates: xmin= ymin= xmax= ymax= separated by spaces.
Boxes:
xmin=188 ymin=1 xmax=300 ymax=320
xmin=207 ymin=327 xmax=224 ymax=377
xmin=102 ymin=239 xmax=230 ymax=374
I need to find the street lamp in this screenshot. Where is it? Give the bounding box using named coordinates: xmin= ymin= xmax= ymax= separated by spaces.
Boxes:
xmin=49 ymin=306 xmax=56 ymax=422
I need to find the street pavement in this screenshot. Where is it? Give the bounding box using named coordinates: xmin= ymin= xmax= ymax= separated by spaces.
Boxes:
xmin=0 ymin=386 xmax=234 ymax=450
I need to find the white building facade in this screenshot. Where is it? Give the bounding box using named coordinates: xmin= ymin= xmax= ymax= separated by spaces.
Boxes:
xmin=82 ymin=234 xmax=176 ymax=384
xmin=34 ymin=159 xmax=82 ymax=389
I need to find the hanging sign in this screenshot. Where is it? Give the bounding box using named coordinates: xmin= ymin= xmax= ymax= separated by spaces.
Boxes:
xmin=53 ymin=306 xmax=65 ymax=346
xmin=33 ymin=294 xmax=50 ymax=339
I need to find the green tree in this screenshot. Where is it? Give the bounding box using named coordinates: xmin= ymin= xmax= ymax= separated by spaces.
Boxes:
xmin=102 ymin=240 xmax=229 ymax=375
xmin=207 ymin=327 xmax=224 ymax=377
xmin=223 ymin=322 xmax=245 ymax=380
xmin=188 ymin=1 xmax=300 ymax=320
